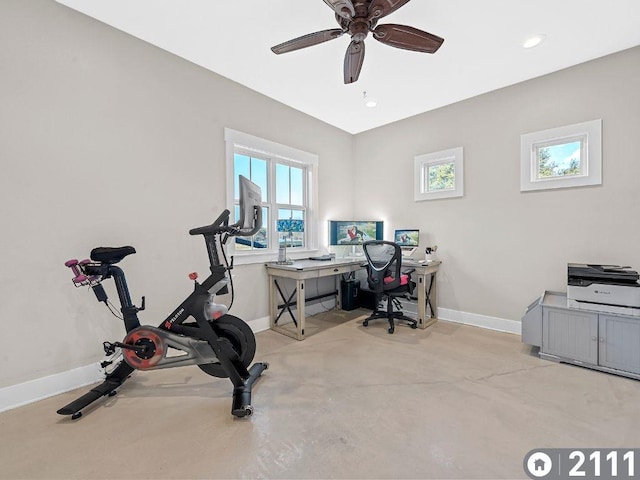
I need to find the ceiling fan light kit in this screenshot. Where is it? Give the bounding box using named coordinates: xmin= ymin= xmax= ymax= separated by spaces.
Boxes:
xmin=271 ymin=0 xmax=444 ymax=84
xmin=363 ymin=91 xmax=377 ymax=108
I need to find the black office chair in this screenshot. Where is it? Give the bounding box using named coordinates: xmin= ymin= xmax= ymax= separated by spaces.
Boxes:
xmin=362 ymin=240 xmax=418 ymax=334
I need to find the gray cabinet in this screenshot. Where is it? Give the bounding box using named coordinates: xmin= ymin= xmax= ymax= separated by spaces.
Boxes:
xmin=598 ymin=314 xmax=640 ymax=375
xmin=523 ymin=291 xmax=640 ymax=380
xmin=542 ymin=307 xmax=598 ymax=364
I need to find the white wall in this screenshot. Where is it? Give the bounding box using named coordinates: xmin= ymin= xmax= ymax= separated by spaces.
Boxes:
xmin=2 ymin=0 xmax=638 ymax=394
xmin=0 ymin=0 xmax=354 ymax=389
xmin=353 ymin=46 xmax=640 ymax=322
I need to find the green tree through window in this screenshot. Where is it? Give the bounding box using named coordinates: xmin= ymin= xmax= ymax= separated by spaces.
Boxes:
xmin=428 ymin=163 xmax=455 ymax=191
xmin=537 ymin=145 xmax=581 ymax=178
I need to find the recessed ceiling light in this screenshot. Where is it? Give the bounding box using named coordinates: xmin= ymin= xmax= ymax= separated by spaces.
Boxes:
xmin=523 ymin=34 xmax=546 ymax=49
xmin=363 ymin=91 xmax=377 ymax=108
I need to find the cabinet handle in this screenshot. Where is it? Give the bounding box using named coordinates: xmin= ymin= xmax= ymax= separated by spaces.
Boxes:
xmin=600 ymin=337 xmax=605 ymax=343
xmin=592 ymin=336 xmax=597 ymax=341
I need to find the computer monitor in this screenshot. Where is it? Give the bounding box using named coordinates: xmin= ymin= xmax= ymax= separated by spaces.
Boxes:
xmin=394 ymin=229 xmax=419 ymax=256
xmin=329 ymin=221 xmax=384 ymax=246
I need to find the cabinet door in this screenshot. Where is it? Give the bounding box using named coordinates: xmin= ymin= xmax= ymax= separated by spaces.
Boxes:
xmin=542 ymin=308 xmax=598 ymax=364
xmin=598 ymin=315 xmax=640 ymax=375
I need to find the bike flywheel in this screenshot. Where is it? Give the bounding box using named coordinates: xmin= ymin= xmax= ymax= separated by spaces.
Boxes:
xmin=198 ymin=315 xmax=256 ymax=378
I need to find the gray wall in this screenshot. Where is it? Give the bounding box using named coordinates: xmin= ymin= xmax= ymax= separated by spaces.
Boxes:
xmin=0 ymin=0 xmax=353 ymax=388
xmin=353 ymin=46 xmax=640 ymax=321
xmin=2 ymin=0 xmax=638 ymax=391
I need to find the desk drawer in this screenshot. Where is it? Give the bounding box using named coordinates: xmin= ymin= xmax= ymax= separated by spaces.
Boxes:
xmin=265 ymin=260 xmax=364 ymax=280
xmin=319 ymin=264 xmax=356 ymax=277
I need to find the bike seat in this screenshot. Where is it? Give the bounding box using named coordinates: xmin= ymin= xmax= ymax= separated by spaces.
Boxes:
xmin=90 ymin=246 xmax=136 ymax=264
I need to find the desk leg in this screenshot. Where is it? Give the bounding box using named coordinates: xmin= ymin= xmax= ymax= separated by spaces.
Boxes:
xmin=296 ymin=279 xmax=305 ymax=340
xmin=268 ymin=274 xmax=306 ymax=341
xmin=269 ymin=274 xmax=277 ymax=330
xmin=428 ymin=272 xmax=438 ymax=321
xmin=417 ymin=272 xmax=438 ymax=329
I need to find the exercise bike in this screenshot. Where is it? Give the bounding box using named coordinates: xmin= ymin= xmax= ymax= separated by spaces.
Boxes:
xmin=58 ymin=175 xmax=268 ymax=419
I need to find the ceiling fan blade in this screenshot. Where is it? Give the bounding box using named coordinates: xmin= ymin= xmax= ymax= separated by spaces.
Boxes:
xmin=344 ymin=40 xmax=365 ymax=84
xmin=368 ymin=0 xmax=411 ymax=20
xmin=271 ymin=29 xmax=344 ymax=55
xmin=372 ymin=24 xmax=444 ymax=53
xmin=323 ymin=0 xmax=355 ymax=19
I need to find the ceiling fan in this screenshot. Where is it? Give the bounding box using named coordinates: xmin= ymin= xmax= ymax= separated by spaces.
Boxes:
xmin=271 ymin=0 xmax=444 ymax=84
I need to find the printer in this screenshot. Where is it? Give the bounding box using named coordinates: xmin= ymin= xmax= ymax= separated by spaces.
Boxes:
xmin=567 ymin=263 xmax=640 ymax=316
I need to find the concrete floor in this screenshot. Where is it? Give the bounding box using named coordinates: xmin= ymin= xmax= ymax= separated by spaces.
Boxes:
xmin=2 ymin=310 xmax=640 ymax=479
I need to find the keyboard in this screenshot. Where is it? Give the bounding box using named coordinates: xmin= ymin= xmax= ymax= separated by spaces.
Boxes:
xmin=309 ymin=255 xmax=333 ymax=261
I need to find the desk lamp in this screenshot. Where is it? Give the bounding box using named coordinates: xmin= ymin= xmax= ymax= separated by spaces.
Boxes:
xmin=276 ymin=218 xmax=304 ymax=265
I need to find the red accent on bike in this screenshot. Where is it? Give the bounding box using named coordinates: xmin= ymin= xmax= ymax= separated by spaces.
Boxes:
xmin=164 ymin=320 xmax=171 ymax=330
xmin=122 ymin=328 xmax=165 ymax=370
xmin=65 ymin=259 xmax=78 ymax=267
xmin=188 ymin=272 xmax=198 ymax=281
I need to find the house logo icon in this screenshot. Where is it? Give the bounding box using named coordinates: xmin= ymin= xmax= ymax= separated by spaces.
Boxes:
xmin=525 ymin=451 xmax=552 ymax=477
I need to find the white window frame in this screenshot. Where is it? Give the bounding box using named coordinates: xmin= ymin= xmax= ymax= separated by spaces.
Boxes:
xmin=520 ymin=119 xmax=602 ymax=192
xmin=414 ymin=147 xmax=464 ymax=201
xmin=225 ymin=128 xmax=319 ymax=264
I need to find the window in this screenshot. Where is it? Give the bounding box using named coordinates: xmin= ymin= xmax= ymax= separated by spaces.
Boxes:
xmin=414 ymin=147 xmax=464 ymax=201
xmin=225 ymin=129 xmax=318 ymax=262
xmin=520 ymin=119 xmax=602 ymax=192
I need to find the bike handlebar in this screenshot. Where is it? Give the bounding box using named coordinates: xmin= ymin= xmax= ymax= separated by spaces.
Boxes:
xmin=189 ymin=210 xmax=231 ymax=236
xmin=188 ymin=207 xmax=262 ymax=238
xmin=234 ymin=207 xmax=262 ymax=237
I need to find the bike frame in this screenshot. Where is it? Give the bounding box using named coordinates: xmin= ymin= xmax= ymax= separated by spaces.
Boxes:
xmin=58 ymin=209 xmax=267 ymax=418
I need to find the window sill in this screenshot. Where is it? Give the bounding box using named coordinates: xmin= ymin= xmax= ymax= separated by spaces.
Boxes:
xmin=232 ymin=249 xmax=320 ymax=266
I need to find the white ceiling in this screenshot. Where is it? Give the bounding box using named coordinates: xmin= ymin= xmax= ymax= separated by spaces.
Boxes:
xmin=56 ymin=0 xmax=640 ymax=134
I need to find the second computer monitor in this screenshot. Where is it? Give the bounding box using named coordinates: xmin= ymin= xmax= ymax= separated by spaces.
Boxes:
xmin=394 ymin=229 xmax=420 ymax=256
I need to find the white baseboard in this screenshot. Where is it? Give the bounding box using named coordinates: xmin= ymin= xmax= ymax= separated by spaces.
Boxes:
xmin=0 ymin=308 xmax=519 ymax=413
xmin=248 ymin=315 xmax=271 ymax=333
xmin=438 ymin=307 xmax=521 ymax=335
xmin=0 ymin=316 xmax=273 ymax=414
xmin=0 ymin=363 xmax=102 ymax=414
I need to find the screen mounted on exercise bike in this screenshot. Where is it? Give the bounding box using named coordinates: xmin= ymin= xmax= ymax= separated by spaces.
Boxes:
xmin=188 ymin=175 xmax=262 ymax=239
xmin=234 ymin=175 xmax=262 ymax=236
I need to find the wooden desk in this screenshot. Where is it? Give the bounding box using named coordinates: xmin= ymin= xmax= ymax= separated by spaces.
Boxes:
xmin=265 ymin=258 xmax=441 ymax=340
xmin=403 ymin=260 xmax=441 ymax=329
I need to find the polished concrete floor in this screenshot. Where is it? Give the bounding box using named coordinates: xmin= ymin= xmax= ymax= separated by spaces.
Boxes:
xmin=2 ymin=310 xmax=640 ymax=479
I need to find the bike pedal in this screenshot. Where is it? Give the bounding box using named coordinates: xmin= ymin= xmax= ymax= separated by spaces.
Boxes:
xmin=103 ymin=341 xmax=116 ymax=355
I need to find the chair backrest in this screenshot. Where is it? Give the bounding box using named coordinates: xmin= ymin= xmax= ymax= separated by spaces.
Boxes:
xmin=363 ymin=240 xmax=403 ymax=293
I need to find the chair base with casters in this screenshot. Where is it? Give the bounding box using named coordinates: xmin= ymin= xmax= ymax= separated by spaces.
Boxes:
xmin=363 ymin=295 xmax=418 ymax=334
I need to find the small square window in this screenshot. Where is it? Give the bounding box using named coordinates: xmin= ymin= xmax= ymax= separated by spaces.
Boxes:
xmin=415 ymin=147 xmax=464 ymax=201
xmin=427 ymin=161 xmax=456 ymax=191
xmin=534 ymin=138 xmax=585 ymax=180
xmin=521 ymin=119 xmax=601 ymax=192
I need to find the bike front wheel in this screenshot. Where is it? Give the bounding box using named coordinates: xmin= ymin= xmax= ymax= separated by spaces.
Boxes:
xmin=197 ymin=314 xmax=256 ymax=378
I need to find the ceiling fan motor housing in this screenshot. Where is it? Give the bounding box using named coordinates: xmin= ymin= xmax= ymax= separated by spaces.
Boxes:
xmin=272 ymin=0 xmax=444 ymax=84
xmin=350 ymin=20 xmax=369 ymax=41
